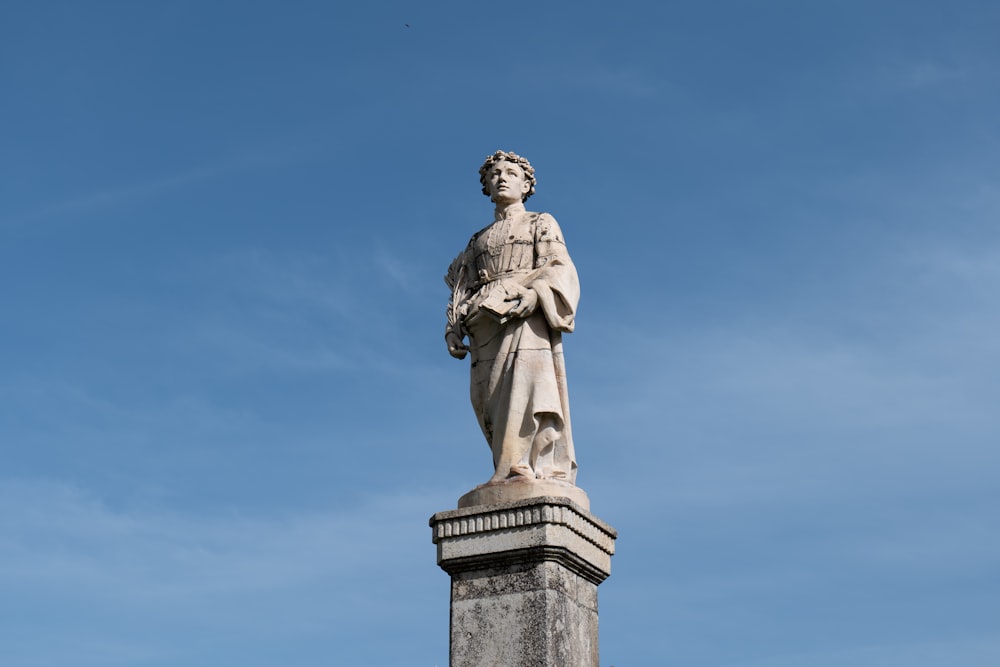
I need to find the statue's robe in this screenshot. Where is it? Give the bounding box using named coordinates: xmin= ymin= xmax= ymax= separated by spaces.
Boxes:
xmin=446 ymin=205 xmax=579 ymax=483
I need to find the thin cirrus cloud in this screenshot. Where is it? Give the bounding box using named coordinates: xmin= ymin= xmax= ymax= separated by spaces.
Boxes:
xmin=0 ymin=479 xmax=441 ymax=596
xmin=726 ymin=638 xmax=1000 ymax=667
xmin=3 ymin=142 xmax=324 ymax=227
xmin=0 ymin=478 xmax=452 ymax=665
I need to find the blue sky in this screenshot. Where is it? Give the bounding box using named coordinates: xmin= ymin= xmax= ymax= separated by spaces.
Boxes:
xmin=2 ymin=1 xmax=998 ymax=665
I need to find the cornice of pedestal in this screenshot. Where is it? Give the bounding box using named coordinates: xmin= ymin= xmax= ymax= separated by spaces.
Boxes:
xmin=429 ymin=497 xmax=618 ymax=584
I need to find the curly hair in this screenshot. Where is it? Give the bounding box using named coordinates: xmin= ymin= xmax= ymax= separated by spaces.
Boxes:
xmin=479 ymin=150 xmax=536 ymax=201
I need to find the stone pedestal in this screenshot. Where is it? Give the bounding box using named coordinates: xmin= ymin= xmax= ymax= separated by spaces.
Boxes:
xmin=430 ymin=496 xmax=617 ymax=667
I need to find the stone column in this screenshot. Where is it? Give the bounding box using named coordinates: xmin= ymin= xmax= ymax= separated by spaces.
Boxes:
xmin=430 ymin=496 xmax=617 ymax=667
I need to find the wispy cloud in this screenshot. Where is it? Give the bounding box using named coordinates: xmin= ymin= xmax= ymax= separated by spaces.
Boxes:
xmin=176 ymin=246 xmax=448 ymax=378
xmin=0 ymin=479 xmax=444 ymax=596
xmin=374 ymin=245 xmax=422 ymax=296
xmin=725 ymin=637 xmax=1000 ymax=667
xmin=577 ymin=231 xmax=1000 ymax=531
xmin=0 ymin=376 xmax=270 ymax=461
xmin=195 ymin=323 xmax=354 ymax=374
xmin=206 ymin=249 xmax=361 ymax=317
xmin=0 ymin=478 xmax=452 ymax=666
xmin=4 ymin=143 xmax=320 ymax=227
xmin=899 ymin=61 xmax=973 ymax=90
xmin=154 ymin=249 xmax=372 ymax=377
xmin=26 ymin=163 xmax=233 ymax=219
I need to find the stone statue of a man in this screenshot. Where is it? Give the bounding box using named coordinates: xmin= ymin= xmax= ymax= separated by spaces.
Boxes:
xmin=445 ymin=151 xmax=580 ymax=488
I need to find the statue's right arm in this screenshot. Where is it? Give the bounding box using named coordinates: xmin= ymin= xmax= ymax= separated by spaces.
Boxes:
xmin=445 ymin=250 xmax=470 ymax=359
xmin=446 ymin=330 xmax=468 ymax=359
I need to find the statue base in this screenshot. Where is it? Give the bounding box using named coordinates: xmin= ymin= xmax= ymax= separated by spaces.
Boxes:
xmin=430 ymin=496 xmax=617 ymax=667
xmin=458 ymin=477 xmax=590 ymax=511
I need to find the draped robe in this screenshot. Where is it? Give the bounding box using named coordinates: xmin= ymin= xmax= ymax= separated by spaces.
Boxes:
xmin=445 ymin=206 xmax=579 ymax=483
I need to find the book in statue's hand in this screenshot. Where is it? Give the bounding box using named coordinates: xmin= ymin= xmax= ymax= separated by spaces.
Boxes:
xmin=478 ymin=287 xmax=520 ymax=324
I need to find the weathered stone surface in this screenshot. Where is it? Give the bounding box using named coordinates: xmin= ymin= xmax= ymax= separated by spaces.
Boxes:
xmin=430 ymin=497 xmax=617 ymax=667
xmin=449 ymin=561 xmax=599 ymax=667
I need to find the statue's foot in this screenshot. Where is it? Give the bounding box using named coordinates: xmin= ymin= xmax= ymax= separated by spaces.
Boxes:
xmin=487 ymin=465 xmax=535 ymax=484
xmin=536 ymin=469 xmax=569 ymax=481
xmin=508 ymin=465 xmax=534 ymax=480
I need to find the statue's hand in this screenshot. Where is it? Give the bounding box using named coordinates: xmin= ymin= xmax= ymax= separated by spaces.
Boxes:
xmin=507 ymin=287 xmax=538 ymax=319
xmin=446 ymin=331 xmax=469 ymax=359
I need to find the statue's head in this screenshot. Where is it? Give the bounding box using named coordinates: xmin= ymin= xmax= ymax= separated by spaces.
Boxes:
xmin=479 ymin=150 xmax=536 ymax=202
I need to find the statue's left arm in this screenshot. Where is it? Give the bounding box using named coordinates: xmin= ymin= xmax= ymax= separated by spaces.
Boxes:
xmin=522 ymin=213 xmax=580 ymax=332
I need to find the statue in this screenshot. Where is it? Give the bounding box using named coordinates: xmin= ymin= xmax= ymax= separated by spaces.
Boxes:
xmin=445 ymin=151 xmax=581 ymax=492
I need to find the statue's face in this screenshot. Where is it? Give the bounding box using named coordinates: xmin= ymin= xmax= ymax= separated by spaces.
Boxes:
xmin=486 ymin=160 xmax=531 ymax=205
